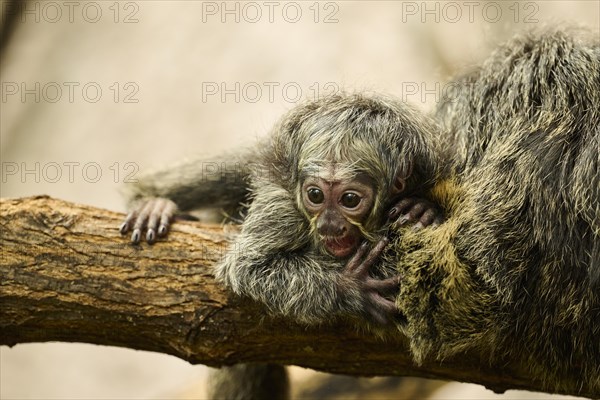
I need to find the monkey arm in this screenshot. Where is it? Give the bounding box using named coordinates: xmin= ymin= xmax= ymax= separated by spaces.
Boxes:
xmin=120 ymin=149 xmax=257 ymax=243
xmin=124 ymin=149 xmax=255 ymax=212
xmin=218 ymin=243 xmax=404 ymax=325
xmin=218 ymin=249 xmax=359 ymax=324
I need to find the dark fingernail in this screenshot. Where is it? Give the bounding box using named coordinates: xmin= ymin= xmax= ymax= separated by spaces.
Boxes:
xmin=388 ymin=208 xmax=398 ymax=219
xmin=398 ymin=215 xmax=410 ymax=225
xmin=131 ymin=229 xmax=141 ymax=244
xmin=412 ymin=222 xmax=424 ymax=231
xmin=158 ymin=225 xmax=167 ymax=236
xmin=146 ymin=230 xmax=155 ymax=244
xmin=119 ymin=222 xmax=128 ymax=234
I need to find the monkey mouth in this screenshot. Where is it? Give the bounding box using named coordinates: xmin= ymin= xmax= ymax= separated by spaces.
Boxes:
xmin=324 ymin=235 xmax=359 ymax=259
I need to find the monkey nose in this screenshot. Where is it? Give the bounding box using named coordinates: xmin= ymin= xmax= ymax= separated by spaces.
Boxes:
xmin=317 ymin=223 xmax=347 ymax=237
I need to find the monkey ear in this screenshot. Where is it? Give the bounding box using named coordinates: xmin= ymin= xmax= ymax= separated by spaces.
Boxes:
xmin=392 ymin=176 xmax=406 ymax=194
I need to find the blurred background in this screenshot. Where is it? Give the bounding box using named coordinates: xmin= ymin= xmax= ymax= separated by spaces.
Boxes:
xmin=1 ymin=1 xmax=598 ymax=398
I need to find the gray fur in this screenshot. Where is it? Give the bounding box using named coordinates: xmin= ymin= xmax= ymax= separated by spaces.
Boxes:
xmin=206 ymin=364 xmax=289 ymax=400
xmin=124 ymin=92 xmax=441 ymax=399
xmin=392 ymin=28 xmax=599 ymax=392
xmin=125 ymin=150 xmax=253 ymax=214
xmin=122 ymin=28 xmax=599 ymax=396
xmin=215 ymin=92 xmax=441 ymax=323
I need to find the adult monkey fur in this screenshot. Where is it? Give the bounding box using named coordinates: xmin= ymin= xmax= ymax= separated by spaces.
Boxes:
xmin=399 ymin=27 xmax=600 ymax=393
xmin=120 ymin=28 xmax=599 ymax=396
xmin=407 ymin=28 xmax=599 ymax=393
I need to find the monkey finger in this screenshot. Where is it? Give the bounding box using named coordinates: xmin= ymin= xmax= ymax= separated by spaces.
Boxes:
xmin=432 ymin=215 xmax=445 ymax=227
xmin=146 ymin=229 xmax=156 ymax=244
xmin=370 ymin=237 xmax=390 ymax=256
xmin=406 ymin=202 xmax=428 ymax=220
xmin=396 ymin=197 xmax=418 ymax=213
xmin=130 ymin=201 xmax=155 ymax=244
xmin=158 ymin=203 xmax=178 ymax=236
xmin=131 ymin=229 xmax=142 ymax=244
xmin=119 ymin=221 xmax=130 ymax=235
xmin=393 ymin=204 xmax=429 ymax=228
xmin=419 ymin=208 xmax=437 ymax=228
xmin=355 ymin=237 xmax=389 ymax=277
xmin=147 ymin=200 xmax=165 ymax=229
xmin=345 ymin=242 xmax=370 ymax=273
xmin=366 ymin=276 xmax=401 ymax=295
xmin=145 ymin=209 xmax=162 ymax=245
xmin=388 ymin=198 xmax=417 ymax=221
xmin=371 ymin=294 xmax=398 ymax=314
xmin=367 ymin=293 xmax=399 ymax=323
xmin=119 ymin=210 xmax=138 ymax=234
xmin=392 ymin=215 xmax=411 ymax=228
xmin=157 ymin=224 xmax=169 ymax=237
xmin=163 ymin=200 xmax=178 ymax=220
xmin=132 ymin=201 xmax=154 ymax=231
xmin=412 ymin=222 xmax=425 ymax=231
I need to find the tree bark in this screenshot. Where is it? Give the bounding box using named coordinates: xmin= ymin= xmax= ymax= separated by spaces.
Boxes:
xmin=0 ymin=196 xmax=596 ymax=398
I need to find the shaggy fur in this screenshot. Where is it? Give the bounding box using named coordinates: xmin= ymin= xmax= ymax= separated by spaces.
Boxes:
xmin=206 ymin=364 xmax=289 ymax=400
xmin=124 ymin=28 xmax=599 ymax=396
xmin=390 ymin=28 xmax=599 ymax=392
xmin=215 ymin=92 xmax=442 ymax=323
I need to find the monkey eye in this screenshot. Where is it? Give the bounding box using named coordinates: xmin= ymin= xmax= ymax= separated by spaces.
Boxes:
xmin=341 ymin=192 xmax=361 ymax=208
xmin=307 ymin=188 xmax=325 ymax=204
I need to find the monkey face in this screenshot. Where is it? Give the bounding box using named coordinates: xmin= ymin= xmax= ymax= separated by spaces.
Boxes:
xmin=301 ymin=176 xmax=375 ymax=259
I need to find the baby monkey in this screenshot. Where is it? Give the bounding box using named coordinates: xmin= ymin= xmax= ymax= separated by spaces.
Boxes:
xmin=120 ymin=93 xmax=443 ymax=324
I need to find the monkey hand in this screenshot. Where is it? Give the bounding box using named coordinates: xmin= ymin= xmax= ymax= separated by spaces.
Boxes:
xmin=388 ymin=197 xmax=444 ymax=230
xmin=119 ymin=197 xmax=179 ymax=244
xmin=342 ymin=238 xmax=402 ymax=325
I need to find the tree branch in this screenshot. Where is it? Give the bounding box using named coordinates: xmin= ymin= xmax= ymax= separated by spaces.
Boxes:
xmin=0 ymin=196 xmax=595 ymax=398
